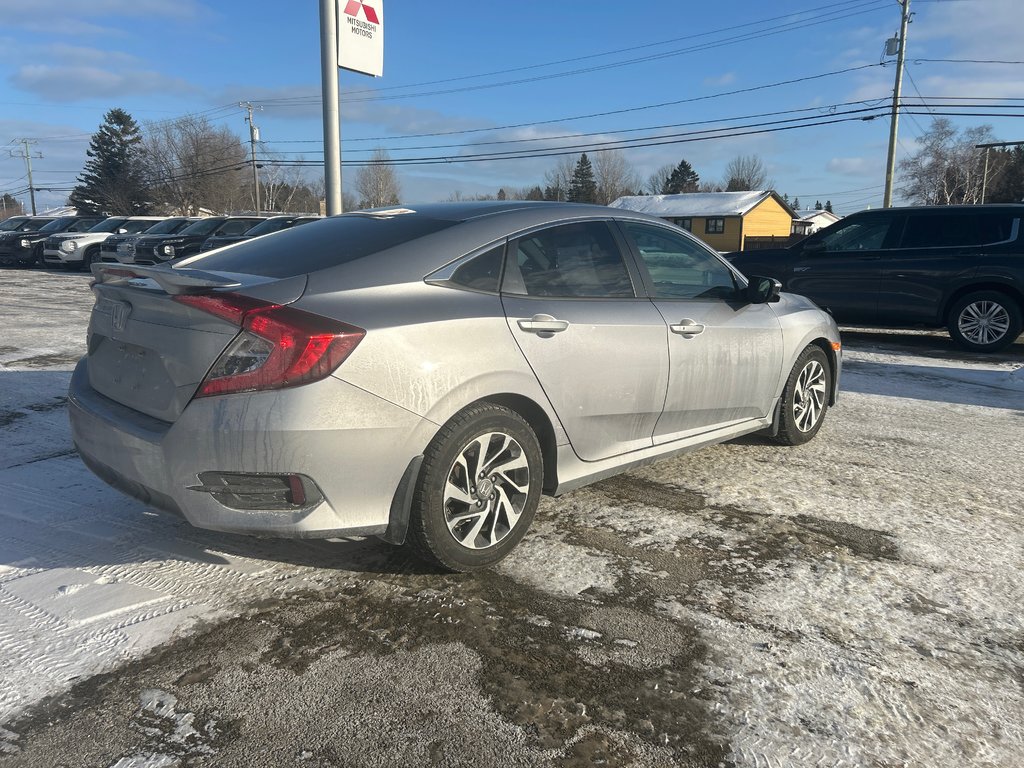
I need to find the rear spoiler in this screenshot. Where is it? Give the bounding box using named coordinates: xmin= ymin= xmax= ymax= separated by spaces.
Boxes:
xmin=90 ymin=263 xmax=242 ymax=295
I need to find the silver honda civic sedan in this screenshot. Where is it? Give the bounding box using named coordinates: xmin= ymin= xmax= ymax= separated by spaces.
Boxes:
xmin=69 ymin=202 xmax=841 ymax=571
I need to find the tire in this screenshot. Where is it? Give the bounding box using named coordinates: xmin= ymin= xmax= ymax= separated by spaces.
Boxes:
xmin=773 ymin=346 xmax=831 ymax=446
xmin=81 ymin=246 xmax=98 ymax=271
xmin=947 ymin=291 xmax=1022 ymax=353
xmin=406 ymin=403 xmax=543 ymax=572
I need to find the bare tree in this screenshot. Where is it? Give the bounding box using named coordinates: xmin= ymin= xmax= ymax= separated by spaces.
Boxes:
xmin=144 ymin=116 xmax=248 ymax=214
xmin=543 ymin=155 xmax=578 ymax=201
xmin=723 ymin=154 xmax=773 ymax=191
xmin=354 ymin=148 xmax=401 ymax=209
xmin=593 ymin=149 xmax=640 ymax=205
xmin=646 ymin=164 xmax=674 ymax=195
xmin=899 ymin=118 xmax=995 ymax=205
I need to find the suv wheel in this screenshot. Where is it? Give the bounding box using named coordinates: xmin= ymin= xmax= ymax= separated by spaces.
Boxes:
xmin=948 ymin=291 xmax=1022 ymax=352
xmin=406 ymin=403 xmax=543 ymax=572
xmin=81 ymin=246 xmax=99 ymax=271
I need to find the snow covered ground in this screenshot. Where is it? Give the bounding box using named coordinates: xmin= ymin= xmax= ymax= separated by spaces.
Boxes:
xmin=0 ymin=269 xmax=1021 ymax=766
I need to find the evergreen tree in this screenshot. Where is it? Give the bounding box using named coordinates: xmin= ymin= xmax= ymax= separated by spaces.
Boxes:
xmin=815 ymin=200 xmax=823 ymax=210
xmin=497 ymin=188 xmax=507 ymax=200
xmin=567 ymin=153 xmax=597 ymax=203
xmin=792 ymin=197 xmax=801 ymax=210
xmin=662 ymin=159 xmax=700 ymax=194
xmin=825 ymin=200 xmax=834 ymax=213
xmin=1 ymin=193 xmax=24 ymax=219
xmin=526 ymin=186 xmax=544 ymax=201
xmin=70 ymin=108 xmax=151 ymax=216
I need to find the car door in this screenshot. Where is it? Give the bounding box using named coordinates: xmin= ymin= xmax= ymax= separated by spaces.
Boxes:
xmin=501 ymin=220 xmax=669 ymax=462
xmin=786 ymin=212 xmax=904 ymax=323
xmin=617 ymin=221 xmax=784 ymax=442
xmin=874 ymin=211 xmax=1000 ymax=325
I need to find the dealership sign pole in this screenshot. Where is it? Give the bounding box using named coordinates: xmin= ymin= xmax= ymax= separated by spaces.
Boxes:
xmin=320 ymin=0 xmax=384 ymax=216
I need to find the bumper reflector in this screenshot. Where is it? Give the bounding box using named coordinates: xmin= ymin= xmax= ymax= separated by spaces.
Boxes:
xmin=187 ymin=472 xmax=322 ymax=512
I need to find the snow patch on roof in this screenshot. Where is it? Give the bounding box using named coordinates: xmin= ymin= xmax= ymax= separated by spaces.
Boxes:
xmin=609 ymin=191 xmax=773 ymax=217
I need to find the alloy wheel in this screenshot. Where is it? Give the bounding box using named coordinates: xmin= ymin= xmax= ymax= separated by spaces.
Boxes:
xmin=793 ymin=359 xmax=827 ymax=432
xmin=958 ymin=300 xmax=1011 ymax=346
xmin=443 ymin=431 xmax=530 ymax=550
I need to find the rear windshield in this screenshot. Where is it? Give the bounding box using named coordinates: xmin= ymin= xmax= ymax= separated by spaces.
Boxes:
xmin=189 ymin=215 xmax=459 ymax=278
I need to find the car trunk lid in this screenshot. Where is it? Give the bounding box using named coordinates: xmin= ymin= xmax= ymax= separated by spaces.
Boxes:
xmin=86 ymin=264 xmax=307 ymax=422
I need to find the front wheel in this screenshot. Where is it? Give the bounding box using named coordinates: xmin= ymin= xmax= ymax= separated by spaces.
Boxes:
xmin=406 ymin=403 xmax=543 ymax=572
xmin=773 ymin=346 xmax=831 ymax=446
xmin=947 ymin=291 xmax=1022 ymax=353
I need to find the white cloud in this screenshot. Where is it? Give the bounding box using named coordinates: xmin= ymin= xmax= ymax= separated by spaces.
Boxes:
xmin=0 ymin=0 xmax=204 ymax=23
xmin=827 ymin=157 xmax=875 ymax=177
xmin=703 ymin=72 xmax=736 ymax=88
xmin=11 ymin=65 xmax=196 ymax=102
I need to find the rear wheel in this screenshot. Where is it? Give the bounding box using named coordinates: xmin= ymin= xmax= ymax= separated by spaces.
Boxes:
xmin=406 ymin=403 xmax=542 ymax=572
xmin=773 ymin=346 xmax=831 ymax=446
xmin=947 ymin=291 xmax=1022 ymax=352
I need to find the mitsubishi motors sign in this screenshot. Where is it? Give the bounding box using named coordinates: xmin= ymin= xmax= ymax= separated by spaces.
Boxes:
xmin=338 ymin=0 xmax=384 ymax=77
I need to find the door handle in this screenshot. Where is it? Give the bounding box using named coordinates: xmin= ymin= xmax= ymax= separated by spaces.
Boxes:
xmin=518 ymin=314 xmax=569 ymax=334
xmin=669 ymin=319 xmax=705 ymax=337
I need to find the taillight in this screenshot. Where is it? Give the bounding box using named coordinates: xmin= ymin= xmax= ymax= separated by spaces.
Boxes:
xmin=174 ymin=293 xmax=365 ymax=397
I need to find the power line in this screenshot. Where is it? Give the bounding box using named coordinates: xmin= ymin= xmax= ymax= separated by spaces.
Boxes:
xmin=261 ymin=2 xmax=892 ymax=106
xmin=335 ymin=0 xmax=882 ymax=98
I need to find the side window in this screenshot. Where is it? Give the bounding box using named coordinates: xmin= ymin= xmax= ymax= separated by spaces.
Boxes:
xmin=450 ymin=245 xmax=504 ymax=293
xmin=817 ymin=217 xmax=896 ymax=252
xmin=219 ymin=220 xmax=256 ymax=236
xmin=901 ymin=215 xmax=980 ymax=248
xmin=623 ymin=223 xmax=739 ymax=300
xmin=977 ymin=214 xmax=1017 ymax=245
xmin=505 ymin=222 xmax=634 ymax=298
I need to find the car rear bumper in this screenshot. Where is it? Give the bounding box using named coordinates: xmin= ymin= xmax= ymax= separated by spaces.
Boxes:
xmin=68 ymin=358 xmax=438 ymax=539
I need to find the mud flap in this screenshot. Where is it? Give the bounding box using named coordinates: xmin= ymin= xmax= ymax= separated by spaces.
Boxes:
xmin=380 ymin=455 xmax=424 ymax=545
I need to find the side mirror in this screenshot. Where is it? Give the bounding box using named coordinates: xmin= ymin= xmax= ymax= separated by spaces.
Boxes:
xmin=746 ymin=276 xmax=782 ymax=304
xmin=116 ymin=228 xmax=128 ymax=234
xmin=802 ymin=239 xmax=826 ymax=255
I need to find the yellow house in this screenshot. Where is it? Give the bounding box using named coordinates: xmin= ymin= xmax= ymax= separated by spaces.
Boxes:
xmin=608 ymin=191 xmax=796 ymax=251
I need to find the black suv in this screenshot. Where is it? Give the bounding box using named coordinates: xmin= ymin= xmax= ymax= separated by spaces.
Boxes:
xmin=101 ymin=217 xmax=200 ymax=263
xmin=728 ymin=205 xmax=1024 ymax=352
xmin=131 ymin=216 xmax=265 ymax=264
xmin=198 ymin=214 xmax=319 ymax=253
xmin=0 ymin=216 xmax=103 ymax=267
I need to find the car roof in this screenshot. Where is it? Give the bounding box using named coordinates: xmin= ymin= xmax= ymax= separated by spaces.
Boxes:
xmin=854 ymin=204 xmax=1024 ymax=215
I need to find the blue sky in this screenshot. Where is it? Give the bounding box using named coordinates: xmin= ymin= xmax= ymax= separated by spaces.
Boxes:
xmin=1 ymin=0 xmax=1021 ymax=214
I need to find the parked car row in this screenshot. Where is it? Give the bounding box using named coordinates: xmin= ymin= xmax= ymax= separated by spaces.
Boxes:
xmin=0 ymin=213 xmax=321 ymax=270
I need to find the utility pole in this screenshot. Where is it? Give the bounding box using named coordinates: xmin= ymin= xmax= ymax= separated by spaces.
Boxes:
xmin=320 ymin=0 xmax=343 ymax=215
xmin=240 ymin=102 xmax=263 ymax=214
xmin=883 ymin=0 xmax=911 ymax=208
xmin=10 ymin=139 xmax=42 ymax=215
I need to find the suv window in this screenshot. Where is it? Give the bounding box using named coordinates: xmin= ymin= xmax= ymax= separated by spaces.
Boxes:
xmin=976 ymin=213 xmax=1017 ymax=245
xmin=215 ymin=219 xmax=261 ymax=237
xmin=504 ymin=222 xmax=634 ymax=298
xmin=901 ymin=214 xmax=981 ymax=248
xmin=623 ymin=223 xmax=738 ymax=300
xmin=815 ymin=215 xmax=898 ymax=252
